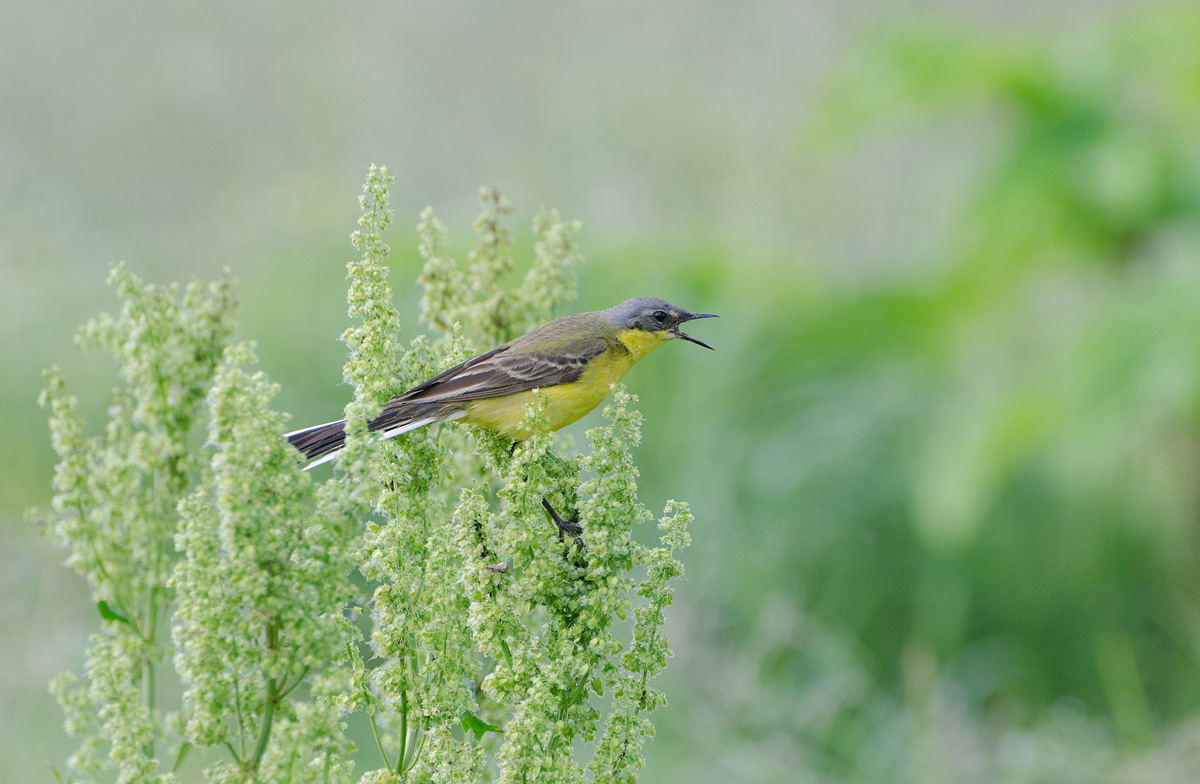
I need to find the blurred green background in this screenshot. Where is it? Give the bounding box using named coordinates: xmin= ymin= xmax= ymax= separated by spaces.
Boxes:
xmin=7 ymin=1 xmax=1200 ymax=781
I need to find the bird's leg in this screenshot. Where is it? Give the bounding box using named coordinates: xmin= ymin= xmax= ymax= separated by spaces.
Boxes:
xmin=542 ymin=498 xmax=582 ymax=540
xmin=541 ymin=498 xmax=585 ymax=557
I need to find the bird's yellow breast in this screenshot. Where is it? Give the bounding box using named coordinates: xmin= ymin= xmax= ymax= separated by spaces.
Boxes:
xmin=459 ymin=331 xmax=667 ymax=439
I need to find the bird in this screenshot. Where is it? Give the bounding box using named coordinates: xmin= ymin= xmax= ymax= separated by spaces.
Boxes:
xmin=285 ymin=297 xmax=716 ymax=468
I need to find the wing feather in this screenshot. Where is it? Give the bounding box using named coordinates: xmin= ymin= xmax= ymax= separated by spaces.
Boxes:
xmin=394 ymin=336 xmax=610 ymax=405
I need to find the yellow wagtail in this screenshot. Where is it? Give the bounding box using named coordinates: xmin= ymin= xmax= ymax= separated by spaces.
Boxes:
xmin=286 ymin=297 xmax=716 ymax=467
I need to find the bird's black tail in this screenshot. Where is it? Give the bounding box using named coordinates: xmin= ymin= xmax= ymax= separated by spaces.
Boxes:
xmin=286 ymin=420 xmax=349 ymax=462
xmin=286 ymin=401 xmax=453 ymax=467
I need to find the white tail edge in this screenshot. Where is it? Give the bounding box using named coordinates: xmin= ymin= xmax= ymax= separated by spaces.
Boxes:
xmin=300 ymin=411 xmax=465 ymax=471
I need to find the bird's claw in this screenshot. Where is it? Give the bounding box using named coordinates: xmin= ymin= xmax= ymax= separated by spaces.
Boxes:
xmin=541 ymin=498 xmax=585 ymax=555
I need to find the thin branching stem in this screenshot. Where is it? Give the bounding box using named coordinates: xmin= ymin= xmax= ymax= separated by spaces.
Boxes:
xmin=398 ymin=687 xmax=409 ymax=772
xmin=369 ymin=711 xmax=393 ymax=773
xmin=249 ymin=674 xmax=278 ymax=772
xmin=171 ymin=741 xmax=192 ymax=773
xmin=232 ymin=669 xmax=246 ymax=760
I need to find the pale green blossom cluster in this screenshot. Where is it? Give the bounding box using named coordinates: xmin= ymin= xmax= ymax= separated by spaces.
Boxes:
xmin=172 ymin=339 xmax=359 ymax=782
xmin=419 ymin=186 xmax=581 ymax=347
xmin=40 ymin=265 xmax=237 ymax=783
xmin=37 ymin=166 xmax=692 ymax=783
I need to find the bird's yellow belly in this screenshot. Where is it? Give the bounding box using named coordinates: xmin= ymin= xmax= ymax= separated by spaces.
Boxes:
xmin=459 ymin=349 xmax=638 ymax=439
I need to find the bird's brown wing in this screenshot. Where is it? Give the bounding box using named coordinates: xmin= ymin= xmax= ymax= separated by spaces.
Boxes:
xmin=395 ymin=337 xmax=610 ymax=405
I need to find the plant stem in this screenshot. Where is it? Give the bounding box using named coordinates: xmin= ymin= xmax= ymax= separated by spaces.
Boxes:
xmin=369 ymin=711 xmax=393 ymax=773
xmin=249 ymin=622 xmax=281 ymax=772
xmin=142 ymin=654 xmax=155 ymax=758
xmin=277 ymin=666 xmax=311 ymax=700
xmin=232 ymin=669 xmax=247 ymax=759
xmin=249 ymin=674 xmax=278 ymax=772
xmin=142 ymin=589 xmax=157 ymax=759
xmin=172 ymin=741 xmax=192 ymax=773
xmin=398 ymin=687 xmax=409 ymax=772
xmin=402 ymin=727 xmax=426 ymax=774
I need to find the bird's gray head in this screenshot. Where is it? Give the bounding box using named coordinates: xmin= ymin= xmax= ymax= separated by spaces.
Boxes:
xmin=602 ymin=297 xmax=718 ymax=349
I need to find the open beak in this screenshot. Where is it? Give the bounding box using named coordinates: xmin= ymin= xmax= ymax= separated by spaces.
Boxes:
xmin=672 ymin=312 xmax=718 ymax=350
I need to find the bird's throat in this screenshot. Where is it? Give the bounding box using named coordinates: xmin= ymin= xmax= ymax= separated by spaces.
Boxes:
xmin=615 ymin=328 xmax=671 ymax=362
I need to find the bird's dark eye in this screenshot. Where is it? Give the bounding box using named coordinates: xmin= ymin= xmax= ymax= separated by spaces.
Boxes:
xmin=652 ymin=310 xmax=668 ymax=323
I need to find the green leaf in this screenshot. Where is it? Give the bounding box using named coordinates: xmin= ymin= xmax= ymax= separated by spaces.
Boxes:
xmin=460 ymin=710 xmax=501 ymax=739
xmin=97 ymin=600 xmax=132 ymax=625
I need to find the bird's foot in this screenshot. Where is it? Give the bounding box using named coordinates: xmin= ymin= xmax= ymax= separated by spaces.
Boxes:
xmin=541 ymin=498 xmax=585 ymax=557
